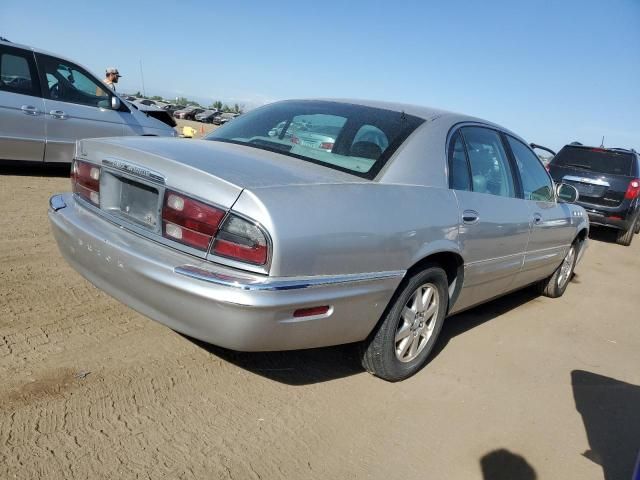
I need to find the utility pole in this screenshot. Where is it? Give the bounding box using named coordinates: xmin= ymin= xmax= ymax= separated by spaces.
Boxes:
xmin=139 ymin=59 xmax=146 ymax=97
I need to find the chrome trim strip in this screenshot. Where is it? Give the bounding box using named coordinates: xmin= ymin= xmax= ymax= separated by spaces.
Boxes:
xmin=563 ymin=175 xmax=610 ymax=187
xmin=174 ymin=265 xmax=406 ymax=291
xmin=463 ymin=244 xmax=571 ymax=267
xmin=49 ymin=194 xmax=67 ymax=211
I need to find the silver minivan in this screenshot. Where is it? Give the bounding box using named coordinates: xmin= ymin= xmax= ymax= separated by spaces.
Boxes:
xmin=0 ymin=39 xmax=176 ymax=164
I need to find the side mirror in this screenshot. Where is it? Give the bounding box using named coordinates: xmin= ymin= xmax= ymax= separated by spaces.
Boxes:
xmin=556 ymin=183 xmax=579 ymax=203
xmin=111 ymin=96 xmax=121 ymax=110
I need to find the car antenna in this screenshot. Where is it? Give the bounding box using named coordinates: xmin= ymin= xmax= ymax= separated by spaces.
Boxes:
xmin=600 ymin=136 xmax=605 ymax=148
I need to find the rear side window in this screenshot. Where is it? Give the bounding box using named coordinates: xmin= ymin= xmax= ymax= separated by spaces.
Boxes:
xmin=460 ymin=126 xmax=516 ymax=198
xmin=448 ymin=131 xmax=471 ymax=191
xmin=0 ymin=47 xmax=40 ymax=97
xmin=507 ymin=136 xmax=554 ymax=202
xmin=551 ymin=147 xmax=634 ymax=176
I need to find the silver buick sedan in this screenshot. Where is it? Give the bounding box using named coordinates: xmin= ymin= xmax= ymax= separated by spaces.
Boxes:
xmin=48 ymin=99 xmax=589 ymax=381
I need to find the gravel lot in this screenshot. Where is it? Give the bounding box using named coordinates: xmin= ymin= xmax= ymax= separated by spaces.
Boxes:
xmin=1 ymin=164 xmax=639 ymax=479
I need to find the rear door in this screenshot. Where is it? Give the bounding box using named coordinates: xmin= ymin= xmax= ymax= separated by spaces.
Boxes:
xmin=505 ymin=135 xmax=575 ymax=287
xmin=449 ymin=126 xmax=531 ymax=312
xmin=0 ymin=44 xmax=45 ymax=162
xmin=36 ymin=53 xmax=126 ymax=163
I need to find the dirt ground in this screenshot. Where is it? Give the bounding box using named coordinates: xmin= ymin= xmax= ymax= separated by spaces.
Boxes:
xmin=1 ymin=164 xmax=639 ymax=480
xmin=174 ymin=119 xmax=218 ymax=139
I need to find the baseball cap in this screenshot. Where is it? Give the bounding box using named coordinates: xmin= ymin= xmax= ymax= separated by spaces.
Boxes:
xmin=106 ymin=67 xmax=122 ymax=77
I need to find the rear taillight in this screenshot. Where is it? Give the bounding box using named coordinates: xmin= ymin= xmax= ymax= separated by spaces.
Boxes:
xmin=625 ymin=179 xmax=640 ymax=200
xmin=162 ymin=191 xmax=225 ymax=251
xmin=72 ymin=160 xmax=100 ymax=205
xmin=320 ymin=142 xmax=334 ymax=150
xmin=212 ymin=215 xmax=269 ymax=265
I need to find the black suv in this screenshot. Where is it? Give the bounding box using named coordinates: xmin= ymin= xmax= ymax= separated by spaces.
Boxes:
xmin=547 ymin=143 xmax=640 ymax=246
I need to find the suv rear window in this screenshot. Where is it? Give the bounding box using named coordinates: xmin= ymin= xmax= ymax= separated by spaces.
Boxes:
xmin=551 ymin=147 xmax=635 ymax=176
xmin=205 ymin=100 xmax=424 ymax=179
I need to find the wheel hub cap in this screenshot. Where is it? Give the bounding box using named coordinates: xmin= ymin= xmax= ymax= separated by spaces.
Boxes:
xmin=395 ymin=283 xmax=439 ymax=363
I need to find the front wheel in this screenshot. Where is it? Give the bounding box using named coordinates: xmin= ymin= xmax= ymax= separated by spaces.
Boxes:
xmin=360 ymin=266 xmax=448 ymax=381
xmin=538 ymin=243 xmax=577 ymax=298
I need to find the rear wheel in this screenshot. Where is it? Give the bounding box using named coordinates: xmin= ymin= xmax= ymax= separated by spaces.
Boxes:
xmin=634 ymin=217 xmax=640 ymax=234
xmin=360 ymin=266 xmax=448 ymax=382
xmin=539 ymin=243 xmax=577 ymax=298
xmin=616 ymin=218 xmax=637 ymax=246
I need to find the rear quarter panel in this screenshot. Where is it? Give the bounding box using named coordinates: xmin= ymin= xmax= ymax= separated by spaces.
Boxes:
xmin=232 ymin=183 xmax=461 ymax=277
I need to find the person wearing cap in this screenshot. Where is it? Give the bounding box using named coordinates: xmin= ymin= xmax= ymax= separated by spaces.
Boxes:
xmin=103 ymin=67 xmax=121 ymax=90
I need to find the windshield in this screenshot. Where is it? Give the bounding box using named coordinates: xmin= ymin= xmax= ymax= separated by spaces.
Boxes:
xmin=205 ymin=100 xmax=424 ymax=179
xmin=552 ymin=146 xmax=635 ymax=176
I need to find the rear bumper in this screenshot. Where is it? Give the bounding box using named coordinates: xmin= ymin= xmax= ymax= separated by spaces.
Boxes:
xmin=582 ymin=206 xmax=636 ymax=230
xmin=48 ymin=193 xmax=403 ymax=351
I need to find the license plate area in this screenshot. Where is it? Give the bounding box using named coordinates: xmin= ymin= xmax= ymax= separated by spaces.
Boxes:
xmin=100 ymin=171 xmax=161 ymax=231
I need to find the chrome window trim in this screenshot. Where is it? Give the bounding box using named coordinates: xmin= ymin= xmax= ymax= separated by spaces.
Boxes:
xmin=562 ymin=175 xmax=611 ymax=187
xmin=174 ymin=265 xmax=405 ymax=291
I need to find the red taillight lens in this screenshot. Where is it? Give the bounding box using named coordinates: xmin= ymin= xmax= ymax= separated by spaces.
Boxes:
xmin=162 ymin=191 xmax=225 ymax=251
xmin=72 ymin=160 xmax=100 ymax=205
xmin=319 ymin=142 xmax=334 ymax=150
xmin=625 ymin=179 xmax=640 ymax=200
xmin=212 ymin=215 xmax=268 ymax=265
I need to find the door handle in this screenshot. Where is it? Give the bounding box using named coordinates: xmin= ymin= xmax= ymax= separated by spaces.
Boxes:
xmin=533 ymin=213 xmax=543 ymax=225
xmin=462 ymin=210 xmax=480 ymax=224
xmin=49 ymin=110 xmax=67 ymax=119
xmin=21 ymin=105 xmax=39 ymax=115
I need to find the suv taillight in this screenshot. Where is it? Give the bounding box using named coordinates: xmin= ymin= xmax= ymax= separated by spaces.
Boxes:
xmin=162 ymin=190 xmax=226 ymax=251
xmin=212 ymin=215 xmax=269 ymax=265
xmin=625 ymin=179 xmax=640 ymax=200
xmin=72 ymin=160 xmax=100 ymax=205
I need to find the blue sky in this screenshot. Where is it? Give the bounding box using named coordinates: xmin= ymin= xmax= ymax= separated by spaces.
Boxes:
xmin=2 ymin=0 xmax=638 ymax=151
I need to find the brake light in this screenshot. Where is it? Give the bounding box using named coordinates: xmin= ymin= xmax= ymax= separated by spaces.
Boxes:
xmin=212 ymin=215 xmax=268 ymax=265
xmin=72 ymin=160 xmax=100 ymax=205
xmin=625 ymin=179 xmax=640 ymax=200
xmin=320 ymin=142 xmax=334 ymax=150
xmin=162 ymin=191 xmax=225 ymax=250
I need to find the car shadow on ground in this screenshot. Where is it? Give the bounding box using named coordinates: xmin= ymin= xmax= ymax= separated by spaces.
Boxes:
xmin=571 ymin=370 xmax=640 ymax=480
xmin=0 ymin=162 xmax=70 ymax=177
xmin=185 ymin=285 xmax=546 ymax=386
xmin=480 ymin=448 xmax=537 ymax=480
xmin=588 ymin=225 xmax=621 ymax=244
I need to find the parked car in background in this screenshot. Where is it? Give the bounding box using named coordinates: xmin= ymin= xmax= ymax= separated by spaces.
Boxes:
xmin=0 ymin=39 xmax=176 ymax=164
xmin=49 ymin=99 xmax=589 ymax=381
xmin=195 ymin=109 xmax=220 ymax=123
xmin=212 ymin=112 xmax=239 ymax=125
xmin=548 ymin=143 xmax=639 ymax=245
xmin=162 ymin=103 xmax=183 ymax=115
xmin=124 ymin=100 xmax=177 ymax=128
xmin=174 ymin=106 xmax=204 ymax=120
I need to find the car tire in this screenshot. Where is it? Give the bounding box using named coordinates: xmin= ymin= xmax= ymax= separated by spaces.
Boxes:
xmin=616 ymin=218 xmax=636 ymax=246
xmin=634 ymin=217 xmax=640 ymax=235
xmin=360 ymin=265 xmax=448 ymax=382
xmin=538 ymin=242 xmax=578 ymax=298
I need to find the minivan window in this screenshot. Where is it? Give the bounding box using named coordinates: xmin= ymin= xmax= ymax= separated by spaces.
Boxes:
xmin=205 ymin=100 xmax=425 ymax=179
xmin=38 ymin=54 xmax=113 ymax=109
xmin=0 ymin=47 xmax=39 ymax=97
xmin=551 ymin=146 xmax=634 ymax=176
xmin=507 ymin=136 xmax=554 ymax=202
xmin=461 ymin=127 xmax=516 ymax=198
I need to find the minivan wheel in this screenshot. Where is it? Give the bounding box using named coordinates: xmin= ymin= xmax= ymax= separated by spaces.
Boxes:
xmin=616 ymin=218 xmax=636 ymax=246
xmin=360 ymin=266 xmax=448 ymax=382
xmin=538 ymin=243 xmax=577 ymax=298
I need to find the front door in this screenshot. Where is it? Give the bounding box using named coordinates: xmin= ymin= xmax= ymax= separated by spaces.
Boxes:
xmin=506 ymin=135 xmax=576 ymax=287
xmin=36 ymin=54 xmax=125 ymax=163
xmin=0 ymin=44 xmax=45 ymax=162
xmin=448 ymin=127 xmax=531 ymax=313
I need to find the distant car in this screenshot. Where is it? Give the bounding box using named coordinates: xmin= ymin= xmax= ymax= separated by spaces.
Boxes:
xmin=174 ymin=106 xmax=204 ymax=120
xmin=162 ymin=104 xmax=183 ymax=115
xmin=548 ymin=144 xmax=640 ymax=246
xmin=194 ymin=109 xmax=220 ymax=123
xmin=49 ymin=99 xmax=589 ymax=381
xmin=136 ymin=99 xmax=157 ymax=107
xmin=212 ymin=112 xmax=239 ymax=125
xmin=0 ymin=39 xmax=176 ymax=164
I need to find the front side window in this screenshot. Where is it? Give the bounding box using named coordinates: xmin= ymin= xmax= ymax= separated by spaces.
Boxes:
xmin=38 ymin=55 xmax=112 ymax=109
xmin=0 ymin=47 xmax=39 ymax=97
xmin=507 ymin=136 xmax=554 ymax=202
xmin=461 ymin=126 xmax=516 ymax=198
xmin=205 ymin=100 xmax=425 ymax=179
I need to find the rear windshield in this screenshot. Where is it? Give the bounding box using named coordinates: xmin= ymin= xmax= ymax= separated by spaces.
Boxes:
xmin=205 ymin=100 xmax=425 ymax=179
xmin=551 ymin=147 xmax=635 ymax=176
